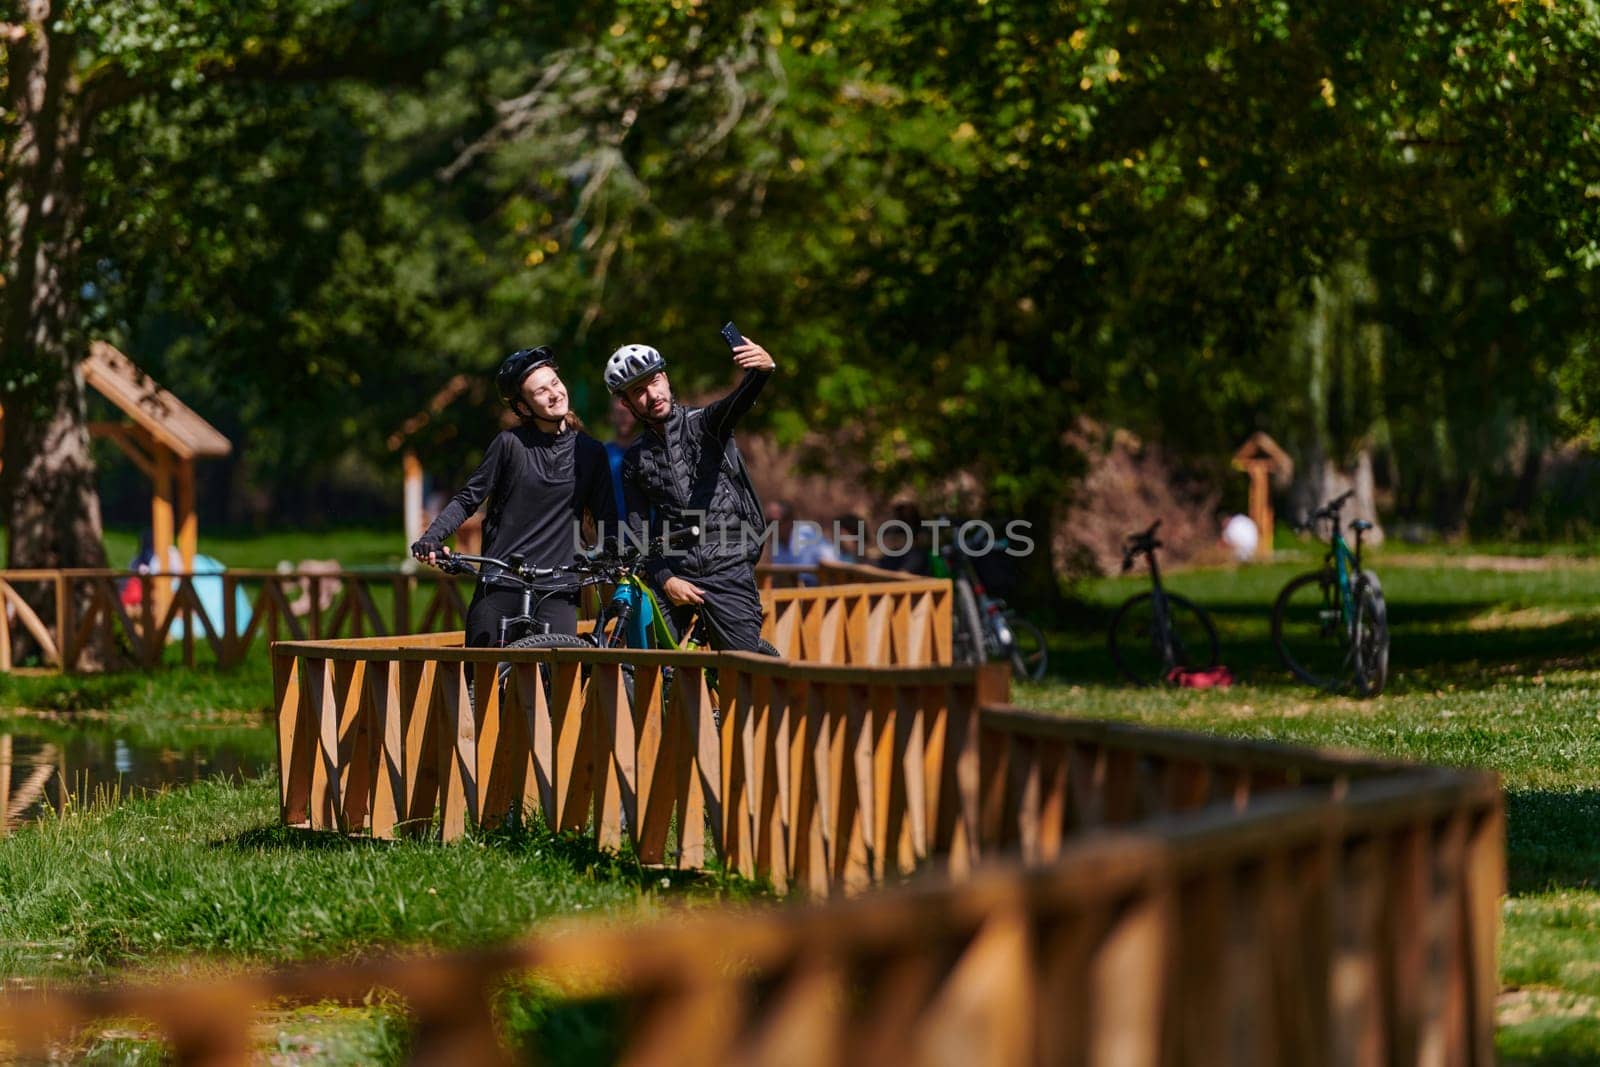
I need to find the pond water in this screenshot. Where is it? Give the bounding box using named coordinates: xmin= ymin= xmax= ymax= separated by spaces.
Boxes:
xmin=0 ymin=731 xmax=271 ymax=832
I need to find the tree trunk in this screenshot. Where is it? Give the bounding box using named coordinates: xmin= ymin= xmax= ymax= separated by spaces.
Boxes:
xmin=1013 ymin=492 xmax=1067 ymax=618
xmin=2 ymin=5 xmax=109 ymax=665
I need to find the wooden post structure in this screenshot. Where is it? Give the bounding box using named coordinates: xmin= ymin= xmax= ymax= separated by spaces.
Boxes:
xmin=151 ymin=447 xmax=176 ymax=619
xmin=76 ymin=344 xmax=230 ymax=574
xmin=403 ymin=450 xmax=424 ymax=552
xmin=176 ymin=457 xmax=198 ymax=572
xmin=0 ymin=344 xmax=237 ymax=630
xmin=1231 ymin=433 xmax=1293 ymax=561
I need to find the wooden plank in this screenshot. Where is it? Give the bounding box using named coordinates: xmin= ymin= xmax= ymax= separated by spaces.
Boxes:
xmin=474 ymin=661 xmax=516 ymax=830
xmin=758 ymin=672 xmax=793 ymax=891
xmin=912 ymin=901 xmax=1036 ymax=1066
xmin=1330 ymin=835 xmax=1386 ymax=1065
xmin=273 ymin=653 xmax=311 ymax=824
xmin=307 ymin=657 xmax=337 ymax=830
xmin=367 ymin=661 xmax=402 ymax=838
xmin=1086 ymin=889 xmax=1169 ymax=1067
xmin=176 ymin=457 xmax=197 ymax=572
xmin=633 ymin=666 xmax=674 ymax=864
xmin=551 ymin=661 xmax=591 ymax=833
xmin=54 ymin=573 xmax=72 ymax=672
xmin=0 ymin=579 xmax=59 ymax=666
xmin=402 ymin=659 xmax=441 ymax=834
xmin=436 ymin=662 xmax=477 ymax=841
xmin=82 ymin=342 xmax=232 ymax=458
xmin=720 ymin=665 xmax=754 ymax=877
xmin=151 ymin=446 xmax=174 ymax=625
xmin=1463 ymin=803 xmax=1504 ymax=1066
xmin=791 ymin=680 xmax=827 ymax=895
xmin=593 ymin=663 xmax=633 ymax=851
xmin=332 ymin=659 xmax=373 ymax=833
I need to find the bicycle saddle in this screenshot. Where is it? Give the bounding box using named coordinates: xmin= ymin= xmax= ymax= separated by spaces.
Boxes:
xmin=1350 ymin=519 xmax=1374 ymax=533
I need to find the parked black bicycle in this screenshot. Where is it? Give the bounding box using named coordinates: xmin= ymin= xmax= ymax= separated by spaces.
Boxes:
xmin=1106 ymin=521 xmax=1220 ymax=686
xmin=939 ymin=531 xmax=1048 ymax=681
xmin=1270 ymin=490 xmax=1389 ymax=697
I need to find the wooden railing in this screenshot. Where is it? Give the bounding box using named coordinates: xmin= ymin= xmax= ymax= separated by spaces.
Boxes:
xmin=1 ymin=571 xmax=1505 ymax=1061
xmin=0 ymin=568 xmax=473 ymax=671
xmin=274 ymin=636 xmax=1451 ymax=897
xmin=762 ymin=574 xmax=952 ymax=665
xmin=1 ymin=562 xmax=940 ymax=672
xmin=273 ymin=636 xmax=987 ymax=888
xmin=0 ymin=738 xmax=1501 ymax=1065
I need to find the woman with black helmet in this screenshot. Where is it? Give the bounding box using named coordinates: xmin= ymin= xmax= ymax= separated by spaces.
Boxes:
xmin=410 ymin=347 xmax=617 ymax=645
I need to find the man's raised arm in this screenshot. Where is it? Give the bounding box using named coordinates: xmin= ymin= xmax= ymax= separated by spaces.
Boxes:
xmin=703 ymin=337 xmax=776 ymax=441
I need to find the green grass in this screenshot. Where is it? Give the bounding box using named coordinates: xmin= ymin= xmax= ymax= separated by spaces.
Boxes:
xmin=0 ymin=777 xmax=757 ymax=1064
xmin=0 ymin=777 xmax=759 ymax=980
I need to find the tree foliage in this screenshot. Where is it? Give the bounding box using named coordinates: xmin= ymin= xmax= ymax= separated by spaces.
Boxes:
xmin=7 ymin=0 xmax=1600 ymax=574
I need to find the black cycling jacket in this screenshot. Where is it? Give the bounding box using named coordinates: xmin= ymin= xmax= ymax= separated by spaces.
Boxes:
xmin=620 ymin=368 xmax=771 ymax=584
xmin=424 ymin=425 xmax=617 ymax=575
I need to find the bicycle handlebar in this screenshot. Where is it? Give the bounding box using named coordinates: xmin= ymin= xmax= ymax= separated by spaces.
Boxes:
xmin=1120 ymin=520 xmax=1164 ymax=571
xmin=570 ymin=524 xmax=703 ymax=574
xmin=433 ymin=552 xmax=562 ymax=583
xmin=1296 ymin=490 xmax=1360 ymax=534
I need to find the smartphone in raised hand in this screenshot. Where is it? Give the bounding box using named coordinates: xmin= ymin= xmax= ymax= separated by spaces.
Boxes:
xmin=720 ymin=322 xmax=744 ymax=351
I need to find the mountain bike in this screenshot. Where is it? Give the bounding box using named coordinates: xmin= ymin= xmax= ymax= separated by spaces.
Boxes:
xmin=937 ymin=532 xmax=1048 ymax=681
xmin=1106 ymin=521 xmax=1220 ymax=686
xmin=1271 ymin=490 xmax=1389 ymax=697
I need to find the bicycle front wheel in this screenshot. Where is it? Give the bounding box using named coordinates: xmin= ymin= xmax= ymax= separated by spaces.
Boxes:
xmin=1107 ymin=591 xmax=1219 ymax=686
xmin=502 ymin=631 xmax=632 ymax=707
xmin=1271 ymin=570 xmax=1351 ymax=691
xmin=1004 ymin=611 xmax=1049 ymax=682
xmin=952 ymin=578 xmax=987 ymax=667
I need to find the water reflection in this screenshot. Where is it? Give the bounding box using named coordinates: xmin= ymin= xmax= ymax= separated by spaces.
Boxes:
xmin=0 ymin=732 xmax=269 ymax=832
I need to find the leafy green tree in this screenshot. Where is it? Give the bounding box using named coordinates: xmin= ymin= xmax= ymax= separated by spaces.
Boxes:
xmin=0 ymin=0 xmax=615 ymax=567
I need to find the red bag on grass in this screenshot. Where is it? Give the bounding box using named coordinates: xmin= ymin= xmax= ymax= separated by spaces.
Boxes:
xmin=1166 ymin=665 xmax=1234 ymax=689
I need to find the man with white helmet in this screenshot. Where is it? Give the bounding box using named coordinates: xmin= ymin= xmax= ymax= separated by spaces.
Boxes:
xmin=604 ymin=334 xmax=776 ymax=651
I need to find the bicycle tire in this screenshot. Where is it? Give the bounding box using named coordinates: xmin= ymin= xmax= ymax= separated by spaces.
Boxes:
xmin=502 ymin=631 xmax=636 ymax=708
xmin=1352 ymin=571 xmax=1389 ymax=698
xmin=952 ymin=577 xmax=987 ymax=667
xmin=1271 ymin=570 xmax=1350 ymax=691
xmin=1004 ymin=611 xmax=1049 ymax=682
xmin=1107 ymin=591 xmax=1219 ymax=686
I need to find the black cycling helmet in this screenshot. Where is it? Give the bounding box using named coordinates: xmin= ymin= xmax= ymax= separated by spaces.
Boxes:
xmin=497 ymin=346 xmax=557 ymax=414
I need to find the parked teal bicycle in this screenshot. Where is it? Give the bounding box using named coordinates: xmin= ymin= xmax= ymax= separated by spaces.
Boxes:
xmin=1270 ymin=490 xmax=1390 ymax=697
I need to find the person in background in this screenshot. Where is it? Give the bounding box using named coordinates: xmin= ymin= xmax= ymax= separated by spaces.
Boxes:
xmin=834 ymin=512 xmax=866 ymax=563
xmin=767 ymin=499 xmax=838 ymax=585
xmin=603 ymin=392 xmax=641 ymax=527
xmin=876 ymin=500 xmax=932 ymax=575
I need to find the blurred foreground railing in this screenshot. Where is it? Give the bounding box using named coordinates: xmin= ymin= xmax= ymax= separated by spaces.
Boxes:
xmin=0 ymin=720 xmax=1501 ymax=1065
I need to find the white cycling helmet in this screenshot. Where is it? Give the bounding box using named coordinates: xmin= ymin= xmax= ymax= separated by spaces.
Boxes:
xmin=604 ymin=344 xmax=666 ymax=394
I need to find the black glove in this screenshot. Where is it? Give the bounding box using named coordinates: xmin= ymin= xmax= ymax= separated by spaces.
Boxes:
xmin=411 ymin=537 xmax=444 ymax=563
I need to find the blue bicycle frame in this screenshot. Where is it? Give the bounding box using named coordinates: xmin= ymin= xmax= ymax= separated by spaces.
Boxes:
xmin=600 ymin=576 xmax=682 ymax=650
xmin=1330 ymin=533 xmax=1357 ymax=627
